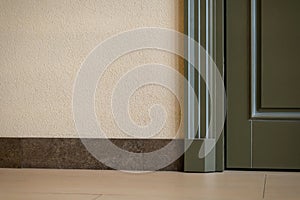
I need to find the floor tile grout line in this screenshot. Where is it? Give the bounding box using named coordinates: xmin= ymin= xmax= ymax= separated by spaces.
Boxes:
xmin=262 ymin=174 xmax=267 ymax=199
xmin=92 ymin=194 xmax=103 ymax=200
xmin=4 ymin=192 xmax=104 ymax=198
xmin=28 ymin=192 xmax=103 ymax=196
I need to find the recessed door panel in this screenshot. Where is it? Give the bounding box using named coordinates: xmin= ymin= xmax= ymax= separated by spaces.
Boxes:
xmin=261 ymin=0 xmax=300 ymax=108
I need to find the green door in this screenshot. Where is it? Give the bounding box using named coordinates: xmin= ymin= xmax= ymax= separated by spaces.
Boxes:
xmin=226 ymin=0 xmax=300 ymax=169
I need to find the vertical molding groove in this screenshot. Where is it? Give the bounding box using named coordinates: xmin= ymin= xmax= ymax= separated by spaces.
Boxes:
xmin=184 ymin=0 xmax=224 ymax=172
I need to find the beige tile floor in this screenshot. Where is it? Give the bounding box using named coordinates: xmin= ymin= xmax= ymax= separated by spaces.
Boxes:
xmin=0 ymin=169 xmax=299 ymax=200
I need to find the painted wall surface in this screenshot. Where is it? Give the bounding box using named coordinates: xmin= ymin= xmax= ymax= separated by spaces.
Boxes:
xmin=0 ymin=0 xmax=184 ymax=138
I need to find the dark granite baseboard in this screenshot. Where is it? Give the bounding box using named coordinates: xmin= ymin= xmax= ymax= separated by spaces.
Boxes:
xmin=0 ymin=138 xmax=184 ymax=171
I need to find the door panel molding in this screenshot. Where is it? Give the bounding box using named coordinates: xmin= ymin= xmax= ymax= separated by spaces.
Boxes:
xmin=250 ymin=0 xmax=300 ymax=119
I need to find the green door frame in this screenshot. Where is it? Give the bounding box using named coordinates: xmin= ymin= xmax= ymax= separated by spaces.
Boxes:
xmin=183 ymin=0 xmax=224 ymax=172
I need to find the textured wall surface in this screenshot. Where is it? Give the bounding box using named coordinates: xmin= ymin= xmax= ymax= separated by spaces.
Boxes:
xmin=0 ymin=0 xmax=184 ymax=138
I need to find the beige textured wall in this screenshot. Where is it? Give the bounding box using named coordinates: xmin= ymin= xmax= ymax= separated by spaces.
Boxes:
xmin=0 ymin=0 xmax=184 ymax=138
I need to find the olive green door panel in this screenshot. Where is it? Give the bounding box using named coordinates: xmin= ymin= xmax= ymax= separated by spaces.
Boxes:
xmin=252 ymin=121 xmax=300 ymax=169
xmin=226 ymin=0 xmax=252 ymax=169
xmin=260 ymin=0 xmax=300 ymax=108
xmin=227 ymin=0 xmax=300 ymax=169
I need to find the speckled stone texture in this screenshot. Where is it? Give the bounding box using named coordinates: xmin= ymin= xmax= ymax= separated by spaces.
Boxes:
xmin=0 ymin=138 xmax=184 ymax=171
xmin=142 ymin=139 xmax=184 ymax=171
xmin=0 ymin=138 xmax=22 ymax=168
xmin=21 ymin=138 xmax=109 ymax=169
